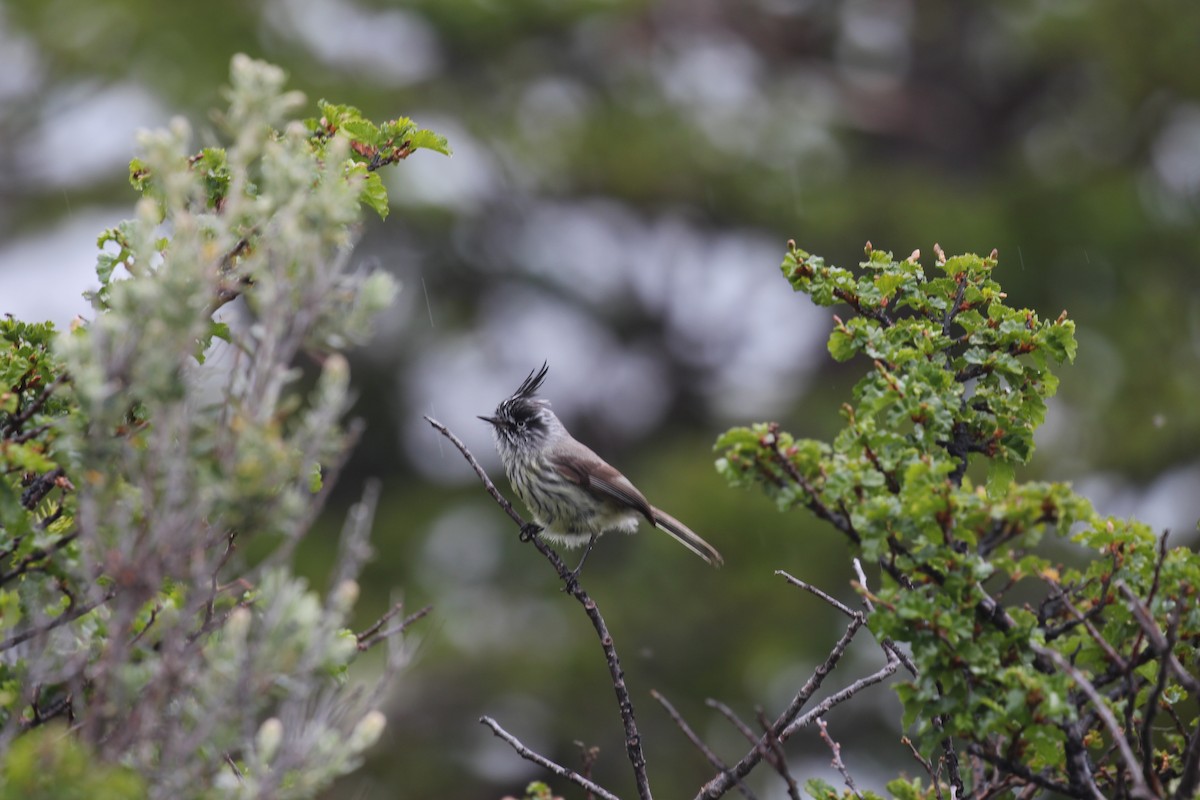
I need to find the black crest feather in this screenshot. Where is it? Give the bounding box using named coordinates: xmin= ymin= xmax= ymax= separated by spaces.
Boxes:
xmin=512 ymin=362 xmax=549 ymax=401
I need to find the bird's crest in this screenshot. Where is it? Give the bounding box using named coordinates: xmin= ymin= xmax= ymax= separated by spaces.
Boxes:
xmin=511 ymin=361 xmax=549 ymax=403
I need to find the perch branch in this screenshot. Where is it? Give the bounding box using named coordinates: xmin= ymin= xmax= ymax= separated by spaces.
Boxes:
xmin=426 ymin=416 xmax=652 ymax=800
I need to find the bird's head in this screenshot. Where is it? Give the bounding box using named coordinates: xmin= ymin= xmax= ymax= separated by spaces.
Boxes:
xmin=479 ymin=362 xmax=557 ymax=451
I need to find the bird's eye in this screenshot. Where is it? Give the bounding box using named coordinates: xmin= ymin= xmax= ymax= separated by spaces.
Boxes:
xmin=516 ymin=420 xmax=526 ymax=431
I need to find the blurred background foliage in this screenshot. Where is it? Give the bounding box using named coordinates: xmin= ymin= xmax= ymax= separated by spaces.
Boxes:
xmin=2 ymin=0 xmax=1199 ymax=797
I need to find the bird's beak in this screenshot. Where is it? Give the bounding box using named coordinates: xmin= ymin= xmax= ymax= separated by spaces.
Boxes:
xmin=478 ymin=415 xmax=499 ymax=426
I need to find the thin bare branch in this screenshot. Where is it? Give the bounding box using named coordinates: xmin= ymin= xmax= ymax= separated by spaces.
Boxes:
xmin=782 ymin=647 xmax=900 ymax=738
xmin=0 ymin=530 xmax=80 ymax=585
xmin=695 ymin=614 xmax=866 ymax=799
xmin=480 ymin=716 xmax=621 ymax=800
xmin=852 ymin=559 xmax=918 ymax=677
xmin=776 ymin=570 xmax=855 ymax=617
xmin=706 ymin=700 xmax=761 ymax=751
xmin=850 ymin=559 xmax=874 ymax=611
xmin=1175 ymin=717 xmax=1200 ymax=800
xmin=901 ymin=737 xmax=944 ymax=800
xmin=203 ymin=531 xmax=238 ymax=630
xmin=965 ymin=744 xmax=1079 ymax=797
xmin=356 ymin=603 xmax=432 ymax=652
xmin=574 ymin=740 xmax=601 ymax=800
xmin=1117 ymin=580 xmax=1200 ymax=695
xmin=1140 ymin=601 xmax=1179 ymax=787
xmin=0 ymin=589 xmax=116 ymax=652
xmin=1045 ymin=579 xmax=1126 ymax=671
xmin=423 ymin=416 xmax=523 ymax=527
xmin=755 ymin=707 xmax=800 ymax=800
xmin=765 ymin=432 xmax=860 ymax=545
xmin=651 ymin=691 xmax=756 ymax=800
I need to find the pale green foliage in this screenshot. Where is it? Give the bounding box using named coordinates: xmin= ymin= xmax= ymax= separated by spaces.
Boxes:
xmin=0 ymin=55 xmax=440 ymax=799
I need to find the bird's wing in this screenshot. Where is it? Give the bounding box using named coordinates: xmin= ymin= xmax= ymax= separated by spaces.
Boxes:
xmin=548 ymin=450 xmax=656 ymax=523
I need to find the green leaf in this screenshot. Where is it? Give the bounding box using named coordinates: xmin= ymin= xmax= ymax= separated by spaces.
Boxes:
xmin=713 ymin=427 xmax=760 ymax=450
xmin=340 ymin=118 xmax=381 ymax=147
xmin=803 ymin=778 xmax=840 ymax=800
xmin=359 ymin=171 xmax=390 ymax=220
xmin=987 ymin=459 xmax=1015 ymax=499
xmin=828 ymin=329 xmax=857 ymax=361
xmin=128 ymin=157 xmax=150 ymax=191
xmin=209 ymin=321 xmax=232 ymax=343
xmin=379 ymin=117 xmax=417 ymax=142
xmin=409 ymin=128 xmax=452 ymax=156
xmin=96 ymin=253 xmax=118 ymax=285
xmin=1041 ymin=320 xmax=1077 ymax=363
xmin=874 ymin=272 xmax=906 ymax=298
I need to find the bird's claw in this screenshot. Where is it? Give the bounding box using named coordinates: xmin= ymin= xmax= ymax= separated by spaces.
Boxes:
xmin=519 ymin=522 xmax=542 ymax=542
xmin=560 ymin=566 xmax=583 ymax=593
xmin=559 ymin=533 xmax=597 ymax=592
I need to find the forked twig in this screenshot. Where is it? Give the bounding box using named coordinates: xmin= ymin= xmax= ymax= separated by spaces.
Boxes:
xmin=356 ymin=603 xmax=432 ymax=651
xmin=706 ymin=700 xmax=766 ymax=756
xmin=755 ymin=706 xmax=800 ymax=800
xmin=652 ymin=690 xmax=757 ymax=800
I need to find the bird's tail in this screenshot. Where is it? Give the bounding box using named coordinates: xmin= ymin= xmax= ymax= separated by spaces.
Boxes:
xmin=650 ymin=506 xmax=723 ymax=567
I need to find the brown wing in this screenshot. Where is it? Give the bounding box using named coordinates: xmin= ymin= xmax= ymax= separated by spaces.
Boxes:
xmin=548 ymin=449 xmax=655 ymax=523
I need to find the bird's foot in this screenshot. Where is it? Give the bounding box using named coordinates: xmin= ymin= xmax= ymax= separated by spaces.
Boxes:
xmin=519 ymin=522 xmax=542 ymax=542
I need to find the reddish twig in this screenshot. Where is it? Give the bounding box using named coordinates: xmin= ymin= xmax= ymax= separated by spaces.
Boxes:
xmin=817 ymin=718 xmax=861 ymax=799
xmin=902 ymin=736 xmax=944 ymax=800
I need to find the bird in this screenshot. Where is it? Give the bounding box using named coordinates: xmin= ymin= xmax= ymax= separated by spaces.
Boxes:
xmin=479 ymin=363 xmax=723 ymax=576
